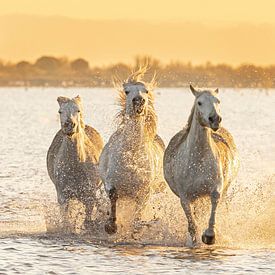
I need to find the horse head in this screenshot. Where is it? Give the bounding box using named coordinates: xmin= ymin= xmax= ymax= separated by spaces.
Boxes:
xmin=57 ymin=95 xmax=85 ymax=136
xmin=190 ymin=85 xmax=222 ymax=131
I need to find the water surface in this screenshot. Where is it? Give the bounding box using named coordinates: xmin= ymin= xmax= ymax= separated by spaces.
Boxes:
xmin=0 ymin=88 xmax=274 ymax=274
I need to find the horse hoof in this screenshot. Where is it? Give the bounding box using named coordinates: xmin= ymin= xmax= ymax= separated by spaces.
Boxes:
xmin=105 ymin=221 xmax=117 ymax=234
xmin=202 ymin=232 xmax=215 ymax=245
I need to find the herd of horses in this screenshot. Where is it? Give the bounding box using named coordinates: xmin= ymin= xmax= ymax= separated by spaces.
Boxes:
xmin=47 ymin=66 xmax=239 ymax=246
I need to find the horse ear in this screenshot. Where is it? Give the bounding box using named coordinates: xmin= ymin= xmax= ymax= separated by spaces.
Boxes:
xmin=214 ymin=88 xmax=219 ymax=94
xmin=190 ymin=84 xmax=199 ymax=97
xmin=73 ymin=95 xmax=82 ymax=104
xmin=57 ymin=96 xmax=69 ymax=106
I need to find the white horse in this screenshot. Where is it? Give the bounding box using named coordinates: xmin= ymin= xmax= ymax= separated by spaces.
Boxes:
xmin=99 ymin=66 xmax=165 ymax=234
xmin=164 ymin=85 xmax=239 ymax=245
xmin=47 ymin=96 xmax=103 ymax=229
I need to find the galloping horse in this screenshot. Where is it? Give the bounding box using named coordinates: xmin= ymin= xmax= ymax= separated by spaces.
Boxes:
xmin=164 ymin=85 xmax=239 ymax=245
xmin=99 ymin=66 xmax=165 ymax=234
xmin=47 ymin=96 xmax=103 ymax=229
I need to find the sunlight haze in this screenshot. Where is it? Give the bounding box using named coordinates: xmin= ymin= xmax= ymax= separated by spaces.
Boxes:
xmin=1 ymin=0 xmax=275 ymax=65
xmin=1 ymin=0 xmax=275 ymax=23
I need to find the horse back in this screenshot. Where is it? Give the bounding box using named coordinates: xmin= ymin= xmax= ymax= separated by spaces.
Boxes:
xmin=84 ymin=125 xmax=104 ymax=156
xmin=163 ymin=128 xmax=189 ymax=197
xmin=47 ymin=130 xmax=63 ymax=184
xmin=164 ymin=128 xmax=188 ymax=166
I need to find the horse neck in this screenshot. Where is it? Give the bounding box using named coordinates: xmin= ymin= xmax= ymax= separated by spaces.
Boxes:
xmin=186 ymin=108 xmax=214 ymax=153
xmin=122 ymin=116 xmax=149 ymax=146
xmin=62 ymin=126 xmax=88 ymax=162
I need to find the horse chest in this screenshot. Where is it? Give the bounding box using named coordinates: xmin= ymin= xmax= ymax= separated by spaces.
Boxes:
xmin=111 ymin=138 xmax=152 ymax=169
xmin=174 ymin=147 xmax=220 ymax=197
xmin=106 ymin=142 xmax=157 ymax=196
xmin=54 ymin=149 xmax=92 ymax=185
xmin=116 ymin=148 xmax=153 ymax=177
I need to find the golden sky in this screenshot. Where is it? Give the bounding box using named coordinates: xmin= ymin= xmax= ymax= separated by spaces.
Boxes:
xmin=1 ymin=0 xmax=275 ymax=23
xmin=1 ymin=0 xmax=275 ymax=65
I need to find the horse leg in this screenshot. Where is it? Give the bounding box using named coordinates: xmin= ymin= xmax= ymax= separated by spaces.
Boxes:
xmin=83 ymin=199 xmax=95 ymax=229
xmin=105 ymin=187 xmax=118 ymax=234
xmin=131 ymin=191 xmax=150 ymax=239
xmin=180 ymin=197 xmax=198 ymax=245
xmin=60 ymin=201 xmax=73 ymax=232
xmin=135 ymin=189 xmax=149 ymax=221
xmin=133 ymin=191 xmax=148 ymax=225
xmin=202 ymin=191 xmax=220 ymax=245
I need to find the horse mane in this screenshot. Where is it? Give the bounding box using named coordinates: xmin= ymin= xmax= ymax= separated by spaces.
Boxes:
xmin=71 ymin=129 xmax=88 ymax=162
xmin=65 ymin=97 xmax=90 ymax=162
xmin=184 ymin=104 xmax=195 ymax=134
xmin=114 ymin=65 xmax=158 ymax=140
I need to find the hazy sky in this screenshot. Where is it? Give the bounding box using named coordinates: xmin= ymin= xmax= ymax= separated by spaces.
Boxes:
xmin=1 ymin=0 xmax=275 ymax=65
xmin=1 ymin=0 xmax=275 ymax=23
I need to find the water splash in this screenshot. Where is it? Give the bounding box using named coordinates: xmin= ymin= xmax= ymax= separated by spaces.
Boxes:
xmin=1 ymin=172 xmax=273 ymax=250
xmin=1 ymin=87 xmax=274 ymax=251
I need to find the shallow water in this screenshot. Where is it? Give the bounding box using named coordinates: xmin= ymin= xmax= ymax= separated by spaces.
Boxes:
xmin=0 ymin=87 xmax=274 ymax=274
xmin=1 ymin=237 xmax=274 ymax=274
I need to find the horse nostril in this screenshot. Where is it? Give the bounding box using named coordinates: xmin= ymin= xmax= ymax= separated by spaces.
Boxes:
xmin=65 ymin=120 xmax=75 ymax=128
xmin=209 ymin=116 xmax=214 ymax=123
xmin=219 ymin=116 xmax=222 ymax=123
xmin=133 ymin=96 xmax=144 ymax=104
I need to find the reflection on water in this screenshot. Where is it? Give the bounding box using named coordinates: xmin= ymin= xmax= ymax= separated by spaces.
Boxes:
xmin=0 ymin=88 xmax=274 ymax=273
xmin=0 ymin=236 xmax=274 ymax=274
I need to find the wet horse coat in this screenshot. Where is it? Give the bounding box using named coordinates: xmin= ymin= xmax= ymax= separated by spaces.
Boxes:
xmin=47 ymin=96 xmax=103 ymax=228
xmin=99 ymin=67 xmax=165 ymax=234
xmin=164 ymin=86 xmax=239 ymax=245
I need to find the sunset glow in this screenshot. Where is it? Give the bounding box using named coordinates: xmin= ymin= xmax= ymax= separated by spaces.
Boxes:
xmin=1 ymin=0 xmax=275 ymax=65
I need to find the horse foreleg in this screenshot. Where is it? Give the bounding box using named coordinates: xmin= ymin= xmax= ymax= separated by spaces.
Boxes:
xmin=131 ymin=191 xmax=151 ymax=240
xmin=105 ymin=187 xmax=118 ymax=234
xmin=134 ymin=189 xmax=150 ymax=222
xmin=83 ymin=199 xmax=95 ymax=229
xmin=180 ymin=197 xmax=198 ymax=245
xmin=202 ymin=191 xmax=220 ymax=245
xmin=132 ymin=191 xmax=149 ymax=227
xmin=60 ymin=201 xmax=72 ymax=232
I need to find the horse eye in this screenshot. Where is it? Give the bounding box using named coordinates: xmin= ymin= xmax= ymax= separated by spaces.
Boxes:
xmin=198 ymin=101 xmax=202 ymax=106
xmin=77 ymin=110 xmax=80 ymax=113
xmin=125 ymin=90 xmax=129 ymax=95
xmin=58 ymin=110 xmax=62 ymax=114
xmin=145 ymin=90 xmax=149 ymax=94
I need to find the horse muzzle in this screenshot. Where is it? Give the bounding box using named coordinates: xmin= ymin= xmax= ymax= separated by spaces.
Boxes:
xmin=211 ymin=124 xmax=220 ymax=131
xmin=209 ymin=115 xmax=222 ymax=131
xmin=132 ymin=96 xmax=146 ymax=115
xmin=62 ymin=121 xmax=76 ymax=136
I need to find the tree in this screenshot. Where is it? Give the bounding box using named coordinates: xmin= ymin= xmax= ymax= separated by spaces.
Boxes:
xmin=35 ymin=56 xmax=62 ymax=72
xmin=16 ymin=61 xmax=31 ymax=71
xmin=71 ymin=58 xmax=89 ymax=73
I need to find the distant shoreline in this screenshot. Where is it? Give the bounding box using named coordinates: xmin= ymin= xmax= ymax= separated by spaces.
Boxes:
xmin=1 ymin=56 xmax=274 ymax=88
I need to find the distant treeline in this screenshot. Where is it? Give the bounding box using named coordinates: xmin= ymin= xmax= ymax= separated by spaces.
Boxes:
xmin=0 ymin=56 xmax=274 ymax=88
